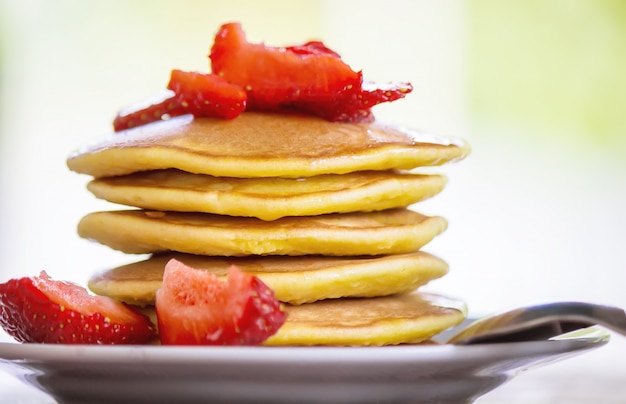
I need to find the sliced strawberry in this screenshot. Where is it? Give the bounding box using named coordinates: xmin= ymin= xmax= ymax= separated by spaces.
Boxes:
xmin=113 ymin=71 xmax=246 ymax=132
xmin=167 ymin=69 xmax=247 ymax=120
xmin=298 ymin=81 xmax=414 ymax=122
xmin=209 ymin=22 xmax=412 ymax=121
xmin=210 ymin=22 xmax=362 ymax=111
xmin=112 ymin=23 xmax=413 ymax=130
xmin=0 ymin=271 xmax=156 ymax=344
xmin=113 ymin=90 xmax=186 ymax=132
xmin=286 ymin=41 xmax=341 ymax=58
xmin=156 ymin=259 xmax=286 ymax=346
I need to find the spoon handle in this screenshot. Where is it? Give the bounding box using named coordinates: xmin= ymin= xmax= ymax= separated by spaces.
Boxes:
xmin=591 ymin=304 xmax=626 ymax=337
xmin=447 ymin=302 xmax=626 ymax=345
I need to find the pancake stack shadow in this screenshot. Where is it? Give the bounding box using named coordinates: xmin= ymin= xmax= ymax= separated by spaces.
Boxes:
xmin=67 ymin=112 xmax=471 ymax=345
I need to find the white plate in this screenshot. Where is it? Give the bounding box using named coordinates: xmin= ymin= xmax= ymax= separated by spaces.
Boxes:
xmin=0 ymin=328 xmax=609 ymax=404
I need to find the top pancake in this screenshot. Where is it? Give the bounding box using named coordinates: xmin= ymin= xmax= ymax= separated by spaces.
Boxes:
xmin=66 ymin=112 xmax=470 ymax=178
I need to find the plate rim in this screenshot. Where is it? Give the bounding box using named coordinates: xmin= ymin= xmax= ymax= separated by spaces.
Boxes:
xmin=0 ymin=330 xmax=610 ymax=404
xmin=0 ymin=327 xmax=610 ymax=365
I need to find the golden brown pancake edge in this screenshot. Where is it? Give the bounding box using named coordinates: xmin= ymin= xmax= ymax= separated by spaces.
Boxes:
xmin=86 ymin=169 xmax=447 ymax=220
xmin=266 ymin=292 xmax=466 ymax=346
xmin=136 ymin=292 xmax=466 ymax=346
xmin=77 ymin=208 xmax=448 ymax=256
xmin=67 ymin=113 xmax=471 ymax=178
xmin=88 ymin=251 xmax=449 ymax=306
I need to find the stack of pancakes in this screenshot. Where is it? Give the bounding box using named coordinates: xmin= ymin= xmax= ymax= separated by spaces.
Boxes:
xmin=67 ymin=112 xmax=470 ymax=346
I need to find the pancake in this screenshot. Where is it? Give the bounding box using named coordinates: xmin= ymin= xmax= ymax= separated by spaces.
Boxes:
xmin=86 ymin=169 xmax=447 ymax=220
xmin=88 ymin=251 xmax=449 ymax=306
xmin=138 ymin=292 xmax=466 ymax=346
xmin=66 ymin=112 xmax=470 ymax=179
xmin=77 ymin=208 xmax=447 ymax=256
xmin=266 ymin=292 xmax=466 ymax=346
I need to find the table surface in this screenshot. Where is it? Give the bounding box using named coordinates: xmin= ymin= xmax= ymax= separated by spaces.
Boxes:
xmin=1 ymin=336 xmax=624 ymax=403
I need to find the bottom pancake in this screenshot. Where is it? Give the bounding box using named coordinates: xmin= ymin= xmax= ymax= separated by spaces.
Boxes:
xmin=267 ymin=292 xmax=466 ymax=346
xmin=88 ymin=252 xmax=449 ymax=306
xmin=139 ymin=292 xmax=466 ymax=346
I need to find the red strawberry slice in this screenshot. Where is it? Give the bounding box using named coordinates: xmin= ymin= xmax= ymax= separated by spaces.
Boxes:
xmin=286 ymin=41 xmax=341 ymax=58
xmin=298 ymin=81 xmax=414 ymax=122
xmin=210 ymin=22 xmax=362 ymax=111
xmin=0 ymin=271 xmax=156 ymax=344
xmin=167 ymin=69 xmax=247 ymax=120
xmin=156 ymin=259 xmax=286 ymax=346
xmin=209 ymin=22 xmax=412 ymax=121
xmin=112 ymin=70 xmax=247 ymax=132
xmin=113 ymin=90 xmax=186 ymax=132
xmin=112 ymin=23 xmax=413 ymax=130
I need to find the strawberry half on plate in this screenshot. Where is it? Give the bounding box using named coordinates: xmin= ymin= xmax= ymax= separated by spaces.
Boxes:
xmin=156 ymin=259 xmax=286 ymax=346
xmin=0 ymin=271 xmax=156 ymax=344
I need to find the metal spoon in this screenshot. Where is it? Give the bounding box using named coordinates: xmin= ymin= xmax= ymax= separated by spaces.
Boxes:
xmin=446 ymin=301 xmax=626 ymax=345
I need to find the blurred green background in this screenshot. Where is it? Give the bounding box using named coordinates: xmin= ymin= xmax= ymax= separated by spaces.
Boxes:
xmin=471 ymin=0 xmax=626 ymax=152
